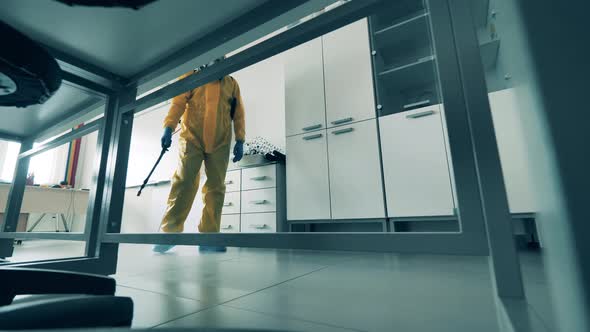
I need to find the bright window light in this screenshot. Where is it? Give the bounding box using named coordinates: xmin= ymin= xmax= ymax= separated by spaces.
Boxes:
xmin=0 ymin=142 xmax=21 ymax=182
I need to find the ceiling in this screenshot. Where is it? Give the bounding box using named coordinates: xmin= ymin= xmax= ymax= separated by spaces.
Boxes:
xmin=0 ymin=0 xmax=265 ymax=77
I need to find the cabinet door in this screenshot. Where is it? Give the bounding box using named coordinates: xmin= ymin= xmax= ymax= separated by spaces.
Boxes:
xmin=286 ymin=131 xmax=331 ymax=220
xmin=285 ymin=38 xmax=327 ymax=136
xmin=220 ymin=214 xmax=240 ymax=233
xmin=379 ymin=106 xmax=455 ymax=217
xmin=327 ymin=120 xmax=385 ymax=219
xmin=489 ymin=89 xmax=535 ymax=213
xmin=323 ymin=19 xmax=376 ymax=127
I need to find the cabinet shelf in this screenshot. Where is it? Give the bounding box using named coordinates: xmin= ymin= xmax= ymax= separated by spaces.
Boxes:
xmin=377 ymin=55 xmax=436 ymax=91
xmin=373 ymin=12 xmax=429 ymax=48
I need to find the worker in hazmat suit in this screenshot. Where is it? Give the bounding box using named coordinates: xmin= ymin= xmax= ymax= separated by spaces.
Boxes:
xmin=153 ymin=57 xmax=245 ymax=253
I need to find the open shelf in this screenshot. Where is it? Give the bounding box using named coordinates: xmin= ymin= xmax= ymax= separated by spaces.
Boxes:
xmin=371 ymin=0 xmax=426 ymax=32
xmin=378 ymin=55 xmax=436 ymax=91
xmin=373 ymin=12 xmax=430 ymax=49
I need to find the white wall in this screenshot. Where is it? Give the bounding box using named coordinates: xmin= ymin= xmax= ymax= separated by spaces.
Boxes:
xmin=232 ymin=53 xmax=286 ymax=151
xmin=126 ymin=103 xmax=181 ymax=187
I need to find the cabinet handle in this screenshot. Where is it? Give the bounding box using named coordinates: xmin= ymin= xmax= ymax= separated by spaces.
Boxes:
xmin=250 ymin=199 xmax=268 ymax=205
xmin=403 ymin=99 xmax=431 ymax=110
xmin=250 ymin=224 xmax=267 ymax=229
xmin=303 ymin=133 xmax=323 ymax=140
xmin=332 ymin=128 xmax=354 ymax=135
xmin=406 ymin=110 xmax=436 ymax=119
xmin=224 ymin=180 xmax=233 ymax=185
xmin=331 ymin=117 xmax=353 ymax=125
xmin=221 ymin=225 xmax=233 ymax=230
xmin=223 ymin=202 xmax=233 ymax=207
xmin=302 ymin=124 xmax=322 ymax=131
xmin=250 ymin=176 xmax=267 ymax=181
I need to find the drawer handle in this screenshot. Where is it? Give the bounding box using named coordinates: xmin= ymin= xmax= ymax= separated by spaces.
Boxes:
xmin=250 ymin=176 xmax=267 ymax=181
xmin=303 ymin=133 xmax=323 ymax=140
xmin=250 ymin=224 xmax=267 ymax=229
xmin=406 ymin=110 xmax=436 ymax=119
xmin=225 ymin=180 xmax=233 ymax=185
xmin=302 ymin=124 xmax=322 ymax=131
xmin=332 ymin=128 xmax=354 ymax=135
xmin=403 ymin=99 xmax=431 ymax=110
xmin=250 ymin=199 xmax=268 ymax=205
xmin=221 ymin=225 xmax=233 ymax=230
xmin=331 ymin=117 xmax=353 ymax=125
xmin=223 ymin=202 xmax=233 ymax=207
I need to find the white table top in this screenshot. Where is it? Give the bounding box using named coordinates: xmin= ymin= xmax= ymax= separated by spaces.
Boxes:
xmin=0 ymin=184 xmax=90 ymax=214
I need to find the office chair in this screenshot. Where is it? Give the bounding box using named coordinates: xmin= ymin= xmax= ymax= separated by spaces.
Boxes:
xmin=0 ymin=268 xmax=133 ymax=329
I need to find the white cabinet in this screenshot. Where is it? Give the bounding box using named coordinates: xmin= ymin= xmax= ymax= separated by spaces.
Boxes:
xmin=241 ymin=213 xmax=277 ymax=233
xmin=242 ymin=164 xmax=277 ymax=190
xmin=220 ymin=214 xmax=240 ymax=233
xmin=488 ymin=89 xmax=535 ymax=213
xmin=222 ymin=191 xmax=241 ymax=215
xmin=327 ymin=120 xmax=385 ymax=219
xmin=323 ymin=19 xmax=376 ymax=127
xmin=286 ymin=131 xmax=332 ymax=220
xmin=242 ymin=188 xmax=276 ymax=214
xmin=379 ymin=106 xmax=455 ymax=217
xmin=225 ymin=169 xmax=241 ymax=192
xmin=285 ymin=38 xmax=327 ymax=136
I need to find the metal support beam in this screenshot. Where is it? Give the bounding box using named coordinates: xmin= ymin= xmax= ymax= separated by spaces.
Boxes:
xmin=0 ymin=139 xmax=33 ymax=258
xmin=87 ymin=87 xmax=136 ymax=274
xmin=427 ymin=0 xmax=490 ymax=242
xmin=448 ymin=0 xmax=524 ymax=298
xmin=102 ymin=232 xmax=487 ymax=255
xmin=122 ymin=0 xmax=382 ymax=116
xmin=43 ymin=43 xmax=128 ymax=86
xmin=61 ymin=70 xmax=114 ymax=97
xmin=83 ymin=88 xmax=135 ymax=258
xmin=18 ymin=119 xmax=103 ymax=160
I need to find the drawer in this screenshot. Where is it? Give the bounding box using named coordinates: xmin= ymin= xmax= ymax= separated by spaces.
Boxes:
xmin=225 ymin=169 xmax=241 ymax=192
xmin=241 ymin=188 xmax=276 ymax=213
xmin=241 ymin=164 xmax=276 ymax=190
xmin=220 ymin=214 xmax=240 ymax=233
xmin=222 ymin=191 xmax=241 ymax=215
xmin=241 ymin=213 xmax=276 ymax=233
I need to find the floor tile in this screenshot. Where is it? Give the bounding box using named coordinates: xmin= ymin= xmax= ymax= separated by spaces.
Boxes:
xmin=116 ymin=285 xmax=206 ymax=328
xmin=159 ymin=304 xmax=360 ymax=332
xmin=116 ymin=251 xmax=332 ymax=305
xmin=226 ymin=255 xmax=501 ymax=332
xmin=7 ymin=240 xmax=85 ymax=263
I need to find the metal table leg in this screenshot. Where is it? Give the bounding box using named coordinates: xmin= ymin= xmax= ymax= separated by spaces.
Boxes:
xmin=27 ymin=213 xmax=46 ymax=232
xmin=59 ymin=214 xmax=70 ymax=232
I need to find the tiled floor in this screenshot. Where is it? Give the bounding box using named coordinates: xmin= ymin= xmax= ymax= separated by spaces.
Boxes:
xmin=112 ymin=245 xmax=555 ymax=332
xmin=3 ymin=241 xmax=556 ymax=331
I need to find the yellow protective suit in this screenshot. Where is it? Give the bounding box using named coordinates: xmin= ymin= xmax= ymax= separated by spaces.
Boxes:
xmin=160 ymin=72 xmax=245 ymax=233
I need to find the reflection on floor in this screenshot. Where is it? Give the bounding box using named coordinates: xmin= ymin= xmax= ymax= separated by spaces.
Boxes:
xmin=114 ymin=245 xmax=556 ymax=331
xmin=7 ymin=239 xmax=85 ymax=263
xmin=2 ymin=241 xmax=555 ymax=331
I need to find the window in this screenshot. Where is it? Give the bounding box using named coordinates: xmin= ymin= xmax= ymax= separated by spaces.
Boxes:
xmin=0 ymin=141 xmax=21 ymax=183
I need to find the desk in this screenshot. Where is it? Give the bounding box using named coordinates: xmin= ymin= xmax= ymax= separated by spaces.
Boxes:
xmin=0 ymin=184 xmax=90 ymax=232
